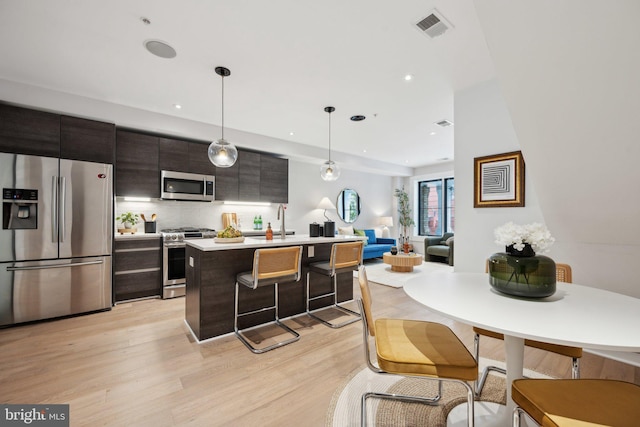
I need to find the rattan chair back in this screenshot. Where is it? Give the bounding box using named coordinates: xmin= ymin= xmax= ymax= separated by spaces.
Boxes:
xmin=357 ymin=265 xmax=376 ymax=337
xmin=251 ymin=246 xmax=302 ymax=285
xmin=330 ymin=241 xmax=364 ymax=273
xmin=555 ymin=263 xmax=572 ymax=283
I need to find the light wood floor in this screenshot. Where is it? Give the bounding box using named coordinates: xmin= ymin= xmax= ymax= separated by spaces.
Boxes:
xmin=1 ymin=271 xmax=638 ymax=427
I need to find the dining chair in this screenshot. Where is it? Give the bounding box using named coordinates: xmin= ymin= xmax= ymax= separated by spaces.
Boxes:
xmin=357 ymin=265 xmax=477 ymax=427
xmin=512 ymin=378 xmax=640 ymax=427
xmin=306 ymin=240 xmax=363 ymax=328
xmin=474 ymin=263 xmax=581 ymax=395
xmin=234 ymin=245 xmax=303 ymax=353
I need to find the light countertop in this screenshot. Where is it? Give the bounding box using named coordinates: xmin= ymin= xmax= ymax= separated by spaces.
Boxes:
xmin=185 ymin=234 xmax=365 ymax=251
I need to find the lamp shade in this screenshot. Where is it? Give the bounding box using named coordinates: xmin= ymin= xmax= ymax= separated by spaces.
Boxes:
xmin=379 ymin=216 xmax=393 ymax=227
xmin=379 ymin=216 xmax=393 ymax=238
xmin=317 ymin=197 xmax=336 ymax=210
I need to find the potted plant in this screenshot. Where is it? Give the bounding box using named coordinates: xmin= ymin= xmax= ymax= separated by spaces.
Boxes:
xmin=394 ymin=186 xmax=415 ymax=253
xmin=116 ymin=212 xmax=139 ymax=229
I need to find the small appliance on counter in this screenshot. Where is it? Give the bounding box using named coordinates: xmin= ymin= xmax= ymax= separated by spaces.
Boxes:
xmin=323 ymin=221 xmax=335 ymax=237
xmin=309 ymin=222 xmax=321 ymax=237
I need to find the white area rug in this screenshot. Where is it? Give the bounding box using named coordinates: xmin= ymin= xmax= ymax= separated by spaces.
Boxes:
xmin=326 ymin=358 xmax=551 ymax=427
xmin=355 ymin=259 xmax=453 ymax=288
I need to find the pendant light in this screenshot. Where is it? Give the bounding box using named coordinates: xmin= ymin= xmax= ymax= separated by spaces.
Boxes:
xmin=320 ymin=106 xmax=340 ymax=181
xmin=208 ymin=66 xmax=238 ymax=168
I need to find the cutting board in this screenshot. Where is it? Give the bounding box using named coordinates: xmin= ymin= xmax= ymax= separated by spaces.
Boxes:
xmin=222 ymin=213 xmax=238 ymax=229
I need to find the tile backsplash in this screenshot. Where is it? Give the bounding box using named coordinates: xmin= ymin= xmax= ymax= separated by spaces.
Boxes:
xmin=115 ymin=199 xmax=283 ymax=233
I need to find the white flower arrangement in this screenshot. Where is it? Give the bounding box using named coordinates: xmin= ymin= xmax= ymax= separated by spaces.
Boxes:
xmin=494 ymin=222 xmax=555 ymax=254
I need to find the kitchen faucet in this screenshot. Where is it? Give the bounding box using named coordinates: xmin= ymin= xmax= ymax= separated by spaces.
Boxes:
xmin=277 ymin=204 xmax=286 ymax=239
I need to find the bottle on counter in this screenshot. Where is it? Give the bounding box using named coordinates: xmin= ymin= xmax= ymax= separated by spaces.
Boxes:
xmin=258 ymin=215 xmax=263 ymax=230
xmin=253 ymin=215 xmax=258 ymax=230
xmin=266 ymin=222 xmax=273 ymax=240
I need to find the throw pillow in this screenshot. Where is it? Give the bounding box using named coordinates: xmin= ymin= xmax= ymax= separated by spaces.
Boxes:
xmin=353 ymin=229 xmax=368 ymax=245
xmin=445 ymin=236 xmax=454 ymax=246
xmin=338 ymin=225 xmax=354 ymax=235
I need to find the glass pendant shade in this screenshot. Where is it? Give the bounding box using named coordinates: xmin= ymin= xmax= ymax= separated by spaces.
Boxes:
xmin=208 ymin=138 xmax=238 ymax=168
xmin=320 ymin=160 xmax=340 ymax=181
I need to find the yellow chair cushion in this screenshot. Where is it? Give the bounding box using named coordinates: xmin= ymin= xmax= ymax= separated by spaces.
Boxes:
xmin=513 ymin=379 xmax=640 ymax=427
xmin=473 ymin=327 xmax=582 ymax=358
xmin=375 ymin=318 xmax=478 ymax=381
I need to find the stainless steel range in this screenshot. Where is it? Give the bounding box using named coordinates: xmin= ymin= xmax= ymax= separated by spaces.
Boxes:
xmin=161 ymin=227 xmax=216 ymax=299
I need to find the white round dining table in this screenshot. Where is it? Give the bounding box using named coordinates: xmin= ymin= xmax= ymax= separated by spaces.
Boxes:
xmin=403 ymin=272 xmax=640 ymax=427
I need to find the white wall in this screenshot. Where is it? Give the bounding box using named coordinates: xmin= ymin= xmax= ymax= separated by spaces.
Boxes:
xmin=454 ymin=79 xmax=544 ymax=272
xmin=473 ymin=1 xmax=640 ymax=297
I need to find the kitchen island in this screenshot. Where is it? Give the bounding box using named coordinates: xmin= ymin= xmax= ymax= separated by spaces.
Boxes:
xmin=184 ymin=234 xmax=366 ymax=342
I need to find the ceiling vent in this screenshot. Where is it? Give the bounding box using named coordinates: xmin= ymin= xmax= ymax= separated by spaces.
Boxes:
xmin=435 ymin=119 xmax=453 ymax=127
xmin=414 ymin=9 xmax=453 ymax=39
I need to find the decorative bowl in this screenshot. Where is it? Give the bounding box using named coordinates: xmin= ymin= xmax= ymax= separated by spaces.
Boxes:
xmin=214 ymin=237 xmax=245 ymax=243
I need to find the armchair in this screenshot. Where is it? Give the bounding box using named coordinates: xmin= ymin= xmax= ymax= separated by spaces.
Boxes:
xmin=424 ymin=232 xmax=454 ymax=266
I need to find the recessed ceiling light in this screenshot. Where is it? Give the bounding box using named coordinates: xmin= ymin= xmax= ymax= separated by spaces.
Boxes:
xmin=363 ymin=149 xmax=367 ymax=153
xmin=173 ymin=104 xmax=182 ymax=109
xmin=144 ymin=39 xmax=177 ymax=59
xmin=289 ymin=132 xmax=294 ymax=136
xmin=430 ymin=131 xmax=436 ymax=136
xmin=350 ymin=115 xmax=366 ymax=121
xmin=404 ymin=74 xmax=414 ymax=81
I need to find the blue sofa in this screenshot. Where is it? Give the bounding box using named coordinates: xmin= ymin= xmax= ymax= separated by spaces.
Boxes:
xmin=361 ymin=229 xmax=396 ymax=260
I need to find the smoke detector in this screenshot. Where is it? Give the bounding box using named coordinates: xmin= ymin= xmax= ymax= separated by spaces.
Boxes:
xmin=414 ymin=9 xmax=453 ymax=39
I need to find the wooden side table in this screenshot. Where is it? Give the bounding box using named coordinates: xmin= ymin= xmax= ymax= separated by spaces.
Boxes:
xmin=382 ymin=252 xmax=423 ymax=272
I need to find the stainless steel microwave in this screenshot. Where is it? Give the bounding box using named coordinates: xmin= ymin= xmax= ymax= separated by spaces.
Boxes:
xmin=161 ymin=170 xmax=215 ymax=201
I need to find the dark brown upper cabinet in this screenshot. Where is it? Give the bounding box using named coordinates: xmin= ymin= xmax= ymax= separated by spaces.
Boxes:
xmin=61 ymin=115 xmax=115 ymax=164
xmin=0 ymin=103 xmax=60 ymax=157
xmin=188 ymin=142 xmax=216 ymax=176
xmin=215 ymin=150 xmax=288 ymax=203
xmin=158 ymin=137 xmax=189 ymax=172
xmin=115 ymin=130 xmax=159 ymax=198
xmin=214 ymin=158 xmax=240 ymax=201
xmin=239 ymin=151 xmax=261 ymax=201
xmin=260 ymin=156 xmax=288 ymax=203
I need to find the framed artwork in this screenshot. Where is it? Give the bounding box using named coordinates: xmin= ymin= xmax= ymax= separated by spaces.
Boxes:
xmin=474 ymin=151 xmax=525 ymax=208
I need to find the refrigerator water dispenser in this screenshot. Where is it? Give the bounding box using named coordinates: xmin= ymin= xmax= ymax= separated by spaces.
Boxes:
xmin=2 ymin=188 xmax=38 ymax=230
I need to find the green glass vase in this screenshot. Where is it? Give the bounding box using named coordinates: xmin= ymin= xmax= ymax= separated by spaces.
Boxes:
xmin=488 ymin=244 xmax=556 ymax=298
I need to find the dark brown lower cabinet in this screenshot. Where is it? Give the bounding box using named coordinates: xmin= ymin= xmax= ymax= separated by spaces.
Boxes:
xmin=114 ymin=237 xmax=162 ymax=302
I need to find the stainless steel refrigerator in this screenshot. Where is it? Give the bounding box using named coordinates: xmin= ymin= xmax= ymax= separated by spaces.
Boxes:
xmin=0 ymin=153 xmax=112 ymax=327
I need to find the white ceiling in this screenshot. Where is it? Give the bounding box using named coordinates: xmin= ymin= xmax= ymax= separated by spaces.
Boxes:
xmin=0 ymin=0 xmax=494 ymax=170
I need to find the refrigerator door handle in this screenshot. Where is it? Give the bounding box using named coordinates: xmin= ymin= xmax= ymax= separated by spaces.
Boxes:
xmin=6 ymin=260 xmax=104 ymax=271
xmin=59 ymin=176 xmax=66 ymax=242
xmin=52 ymin=175 xmax=58 ymax=243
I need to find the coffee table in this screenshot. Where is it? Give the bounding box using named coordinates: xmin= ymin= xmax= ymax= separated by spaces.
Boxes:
xmin=382 ymin=252 xmax=423 ymax=272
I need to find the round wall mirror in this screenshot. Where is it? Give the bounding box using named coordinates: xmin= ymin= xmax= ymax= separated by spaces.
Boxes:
xmin=336 ymin=188 xmax=361 ymax=223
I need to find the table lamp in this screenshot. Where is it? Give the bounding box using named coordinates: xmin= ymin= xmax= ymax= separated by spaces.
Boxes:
xmin=379 ymin=216 xmax=393 ymax=238
xmin=318 ymin=197 xmax=336 ymax=237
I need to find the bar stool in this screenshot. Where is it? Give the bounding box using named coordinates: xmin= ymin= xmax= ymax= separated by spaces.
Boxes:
xmin=235 ymin=245 xmax=303 ymax=353
xmin=306 ymin=240 xmax=363 ymax=328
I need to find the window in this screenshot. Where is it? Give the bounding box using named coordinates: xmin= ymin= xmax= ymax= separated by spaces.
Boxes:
xmin=418 ymin=177 xmax=454 ymax=236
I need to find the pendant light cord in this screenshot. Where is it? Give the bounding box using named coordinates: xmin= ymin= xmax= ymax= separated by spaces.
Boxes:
xmin=328 ymin=110 xmax=332 ymax=162
xmin=221 ymin=75 xmax=225 ymax=140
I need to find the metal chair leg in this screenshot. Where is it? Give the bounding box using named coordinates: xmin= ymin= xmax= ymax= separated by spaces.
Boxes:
xmin=306 ymin=272 xmax=361 ymax=328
